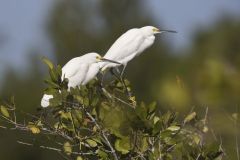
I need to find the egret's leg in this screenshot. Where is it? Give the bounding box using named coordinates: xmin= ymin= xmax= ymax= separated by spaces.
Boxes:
xmin=110 ymin=68 xmax=121 ymax=82
xmin=110 ymin=68 xmax=126 ymax=90
xmin=100 ymin=71 xmax=105 ymax=87
xmin=97 ymin=72 xmax=113 ymax=99
xmin=120 ymin=64 xmax=127 ymax=78
xmin=110 ymin=68 xmax=135 ymax=105
xmin=118 ymin=66 xmax=136 ymax=106
xmin=115 ymin=67 xmax=132 ymax=98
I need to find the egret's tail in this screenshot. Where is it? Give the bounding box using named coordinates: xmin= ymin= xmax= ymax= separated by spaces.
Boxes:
xmin=41 ymin=94 xmax=53 ymax=108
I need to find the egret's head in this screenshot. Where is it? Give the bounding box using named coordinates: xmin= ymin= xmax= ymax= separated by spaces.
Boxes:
xmin=89 ymin=53 xmax=121 ymax=65
xmin=140 ymin=26 xmax=177 ymax=36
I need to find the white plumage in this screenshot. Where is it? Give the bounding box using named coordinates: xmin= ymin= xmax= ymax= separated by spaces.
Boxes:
xmin=61 ymin=53 xmax=100 ymax=88
xmin=41 ymin=52 xmax=120 ymax=108
xmin=41 ymin=94 xmax=53 ymax=108
xmin=100 ymin=26 xmax=176 ymax=72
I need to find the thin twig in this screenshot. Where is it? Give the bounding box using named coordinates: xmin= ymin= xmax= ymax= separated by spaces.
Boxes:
xmin=203 ymin=107 xmax=209 ymax=125
xmin=63 ymin=100 xmax=119 ymax=160
xmin=219 ymin=135 xmax=227 ymax=158
xmin=70 ymin=109 xmax=77 ymax=136
xmin=0 ymin=125 xmax=7 ymax=129
xmin=111 ymin=94 xmax=135 ymax=108
xmin=17 ymin=140 xmax=94 ymax=156
xmin=234 ymin=111 xmax=239 ymax=160
xmin=210 ymin=128 xmax=218 ymax=142
xmin=84 ymin=110 xmax=119 ymax=160
xmin=57 ymin=152 xmax=71 ymax=160
xmin=1 ymin=113 xmax=74 ymax=142
xmin=196 ymin=153 xmax=201 ymax=160
xmin=167 ymin=144 xmax=177 ymax=152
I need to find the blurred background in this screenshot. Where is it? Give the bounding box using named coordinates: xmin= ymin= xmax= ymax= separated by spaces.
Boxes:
xmin=0 ymin=0 xmax=240 ymax=159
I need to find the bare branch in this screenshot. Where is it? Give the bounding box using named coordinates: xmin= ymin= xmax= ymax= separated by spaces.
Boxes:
xmin=84 ymin=108 xmax=119 ymax=160
xmin=17 ymin=140 xmax=95 ymax=156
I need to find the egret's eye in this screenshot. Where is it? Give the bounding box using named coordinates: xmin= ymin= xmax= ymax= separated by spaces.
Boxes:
xmin=96 ymin=56 xmax=101 ymax=60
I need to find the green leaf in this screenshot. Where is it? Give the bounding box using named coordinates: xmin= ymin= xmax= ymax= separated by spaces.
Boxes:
xmin=49 ymin=69 xmax=59 ymax=82
xmin=44 ymin=79 xmax=60 ymax=88
xmin=49 ymin=95 xmax=62 ymax=107
xmin=124 ymin=79 xmax=130 ymax=86
xmin=76 ymin=156 xmax=83 ymax=160
xmin=0 ymin=105 xmax=10 ymax=118
xmin=153 ymin=116 xmax=160 ymax=124
xmin=162 ymin=111 xmax=177 ymax=126
xmin=63 ymin=141 xmax=72 ymax=155
xmin=167 ymin=125 xmax=180 ymax=132
xmin=56 ymin=65 xmax=62 ymax=76
xmin=203 ymin=126 xmax=209 ymax=133
xmin=91 ymin=96 xmax=99 ymax=107
xmin=83 ymin=97 xmax=89 ymax=106
xmin=184 ymin=112 xmax=196 ymax=124
xmin=86 ymin=139 xmax=98 ymax=147
xmin=27 ymin=125 xmax=40 ymax=134
xmin=42 ymin=57 xmax=54 ymax=70
xmin=97 ymin=149 xmax=108 ymax=159
xmin=139 ymin=137 xmax=149 ymax=152
xmin=80 ymin=86 xmax=88 ymax=96
xmin=116 ymin=82 xmax=123 ymax=87
xmin=153 ymin=120 xmax=162 ymax=135
xmin=160 ymin=130 xmax=172 ymax=139
xmin=75 ymin=95 xmax=84 ymax=104
xmin=35 ymin=120 xmax=43 ymax=127
xmin=192 ymin=134 xmax=201 ymax=145
xmin=60 ymin=111 xmax=72 ymax=120
xmin=204 ymin=143 xmax=223 ymax=159
xmin=136 ymin=102 xmax=147 ymax=120
xmin=232 ymin=113 xmax=238 ymax=121
xmin=73 ymin=110 xmax=83 ymax=122
xmin=148 ymin=101 xmax=157 ymax=113
xmin=114 ymin=137 xmax=131 ymax=154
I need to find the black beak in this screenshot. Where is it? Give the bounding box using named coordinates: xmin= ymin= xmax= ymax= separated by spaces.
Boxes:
xmin=100 ymin=58 xmax=121 ymax=65
xmin=160 ymin=29 xmax=177 ymax=33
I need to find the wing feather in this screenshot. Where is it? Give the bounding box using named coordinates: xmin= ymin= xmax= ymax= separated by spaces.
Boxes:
xmin=104 ymin=28 xmax=144 ymax=62
xmin=61 ymin=57 xmax=90 ymax=88
xmin=61 ymin=57 xmax=85 ymax=80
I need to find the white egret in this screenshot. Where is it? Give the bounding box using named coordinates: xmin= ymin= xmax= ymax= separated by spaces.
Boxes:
xmin=99 ymin=26 xmax=176 ymax=98
xmin=41 ymin=52 xmax=120 ymax=107
xmin=100 ymin=26 xmax=177 ymax=75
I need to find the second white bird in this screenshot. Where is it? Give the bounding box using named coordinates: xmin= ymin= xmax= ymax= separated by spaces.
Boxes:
xmin=41 ymin=52 xmax=120 ymax=107
xmin=100 ymin=26 xmax=176 ymax=74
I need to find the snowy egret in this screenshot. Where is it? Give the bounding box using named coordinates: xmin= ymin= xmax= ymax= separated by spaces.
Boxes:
xmin=100 ymin=26 xmax=177 ymax=75
xmin=41 ymin=52 xmax=121 ymax=107
xmin=99 ymin=26 xmax=176 ymax=98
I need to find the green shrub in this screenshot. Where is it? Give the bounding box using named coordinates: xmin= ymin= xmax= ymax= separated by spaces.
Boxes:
xmin=0 ymin=59 xmax=223 ymax=160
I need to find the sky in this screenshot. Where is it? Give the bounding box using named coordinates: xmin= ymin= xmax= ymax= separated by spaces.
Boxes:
xmin=148 ymin=0 xmax=240 ymax=48
xmin=0 ymin=0 xmax=55 ymax=78
xmin=0 ymin=0 xmax=239 ymax=82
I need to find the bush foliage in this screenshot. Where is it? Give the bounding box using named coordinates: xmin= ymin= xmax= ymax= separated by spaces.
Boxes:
xmin=0 ymin=59 xmax=223 ymax=160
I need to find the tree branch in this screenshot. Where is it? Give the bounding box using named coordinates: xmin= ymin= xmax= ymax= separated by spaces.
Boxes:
xmin=84 ymin=108 xmax=119 ymax=160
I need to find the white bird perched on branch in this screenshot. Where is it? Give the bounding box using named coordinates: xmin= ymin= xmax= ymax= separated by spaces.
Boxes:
xmin=99 ymin=26 xmax=176 ymax=98
xmin=100 ymin=26 xmax=177 ymax=75
xmin=41 ymin=52 xmax=120 ymax=108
